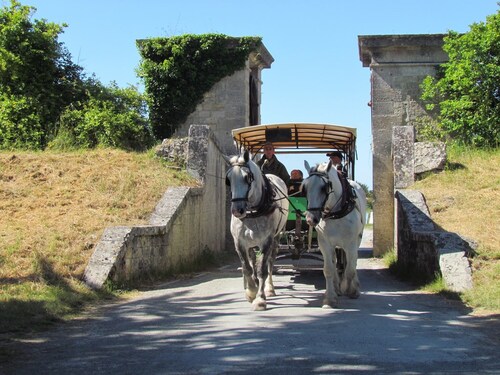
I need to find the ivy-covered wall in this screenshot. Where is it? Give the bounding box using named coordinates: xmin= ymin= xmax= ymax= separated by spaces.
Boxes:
xmin=137 ymin=34 xmax=262 ymax=140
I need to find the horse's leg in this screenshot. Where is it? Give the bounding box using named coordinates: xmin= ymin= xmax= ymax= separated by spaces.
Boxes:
xmin=235 ymin=244 xmax=258 ymax=302
xmin=340 ymin=242 xmax=360 ymax=299
xmin=252 ymin=238 xmax=273 ymax=311
xmin=264 ymin=240 xmax=279 ymax=297
xmin=318 ymin=234 xmax=339 ymax=308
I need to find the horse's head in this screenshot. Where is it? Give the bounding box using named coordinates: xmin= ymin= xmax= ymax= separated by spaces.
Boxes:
xmin=224 ymin=150 xmax=263 ymax=219
xmin=302 ymin=160 xmax=342 ymax=226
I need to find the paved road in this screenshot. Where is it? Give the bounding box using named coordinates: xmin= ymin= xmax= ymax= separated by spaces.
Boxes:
xmin=2 ymin=230 xmax=499 ymax=374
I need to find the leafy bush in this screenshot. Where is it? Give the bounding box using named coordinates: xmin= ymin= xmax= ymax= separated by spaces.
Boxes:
xmin=0 ymin=92 xmax=45 ymax=149
xmin=51 ymin=84 xmax=154 ymax=151
xmin=420 ymin=8 xmax=500 ymax=148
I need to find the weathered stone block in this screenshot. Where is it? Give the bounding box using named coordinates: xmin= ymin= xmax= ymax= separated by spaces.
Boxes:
xmin=414 ymin=142 xmax=446 ymax=174
xmin=155 ymin=138 xmax=188 ymax=165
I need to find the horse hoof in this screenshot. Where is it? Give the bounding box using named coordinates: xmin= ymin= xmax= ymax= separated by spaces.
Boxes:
xmin=265 ymin=289 xmax=276 ymax=297
xmin=252 ymin=298 xmax=267 ymax=311
xmin=348 ymin=290 xmax=360 ymax=299
xmin=322 ymin=298 xmax=339 ymax=309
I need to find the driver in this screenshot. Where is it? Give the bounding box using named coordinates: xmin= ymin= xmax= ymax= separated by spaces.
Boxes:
xmin=257 ymin=142 xmax=290 ymax=186
xmin=326 ymin=150 xmax=347 ymax=178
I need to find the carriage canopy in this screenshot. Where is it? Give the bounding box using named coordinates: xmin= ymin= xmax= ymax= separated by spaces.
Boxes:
xmin=232 ymin=123 xmax=358 ymax=180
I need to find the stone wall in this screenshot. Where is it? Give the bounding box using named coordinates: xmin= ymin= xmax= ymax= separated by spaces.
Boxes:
xmin=174 ymin=68 xmax=248 ymax=153
xmin=395 ymin=190 xmax=474 ymax=292
xmin=173 ymin=45 xmax=274 ymax=154
xmin=358 ymin=34 xmax=448 ymax=256
xmin=84 ymin=125 xmax=229 ymax=289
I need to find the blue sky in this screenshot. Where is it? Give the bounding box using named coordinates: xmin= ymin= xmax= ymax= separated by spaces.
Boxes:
xmin=17 ymin=0 xmax=499 ymax=188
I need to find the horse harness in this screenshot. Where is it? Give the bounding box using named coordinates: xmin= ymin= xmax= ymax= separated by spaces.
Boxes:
xmin=306 ymin=169 xmax=357 ymax=220
xmin=226 ymin=163 xmax=279 ymax=219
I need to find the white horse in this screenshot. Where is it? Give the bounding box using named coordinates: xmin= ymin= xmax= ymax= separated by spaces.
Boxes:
xmin=224 ymin=150 xmax=289 ymax=311
xmin=302 ymin=160 xmax=367 ymax=308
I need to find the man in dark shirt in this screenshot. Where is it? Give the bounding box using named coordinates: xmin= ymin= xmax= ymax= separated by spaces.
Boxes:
xmin=257 ymin=142 xmax=290 ymax=186
xmin=326 ymin=150 xmax=348 ymax=178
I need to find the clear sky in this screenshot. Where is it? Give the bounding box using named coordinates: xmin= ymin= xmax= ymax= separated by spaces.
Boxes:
xmin=15 ymin=0 xmax=499 ymax=188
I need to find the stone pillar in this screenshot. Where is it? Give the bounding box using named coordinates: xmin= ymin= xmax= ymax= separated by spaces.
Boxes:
xmin=358 ymin=34 xmax=448 ymax=256
xmin=393 ymin=126 xmax=415 ymax=189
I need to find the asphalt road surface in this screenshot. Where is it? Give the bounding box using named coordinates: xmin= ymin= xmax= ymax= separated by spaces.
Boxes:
xmin=2 ymin=230 xmax=499 ymax=374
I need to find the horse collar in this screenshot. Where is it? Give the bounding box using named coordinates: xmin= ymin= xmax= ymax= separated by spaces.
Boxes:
xmin=323 ymin=170 xmax=357 ymax=220
xmin=244 ymin=174 xmax=277 ymax=218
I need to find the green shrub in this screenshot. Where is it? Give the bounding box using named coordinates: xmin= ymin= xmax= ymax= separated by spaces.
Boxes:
xmin=51 ymin=84 xmax=154 ymax=151
xmin=0 ymin=93 xmax=45 ymax=149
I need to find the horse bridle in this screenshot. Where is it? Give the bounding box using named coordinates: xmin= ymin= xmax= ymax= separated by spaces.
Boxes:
xmin=225 ymin=163 xmax=254 ymax=203
xmin=303 ymin=171 xmax=346 ymax=218
xmin=304 ymin=170 xmax=357 ymax=220
xmin=226 ymin=163 xmax=281 ymax=219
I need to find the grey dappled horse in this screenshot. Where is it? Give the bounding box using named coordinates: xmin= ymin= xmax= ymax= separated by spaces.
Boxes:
xmin=224 ymin=151 xmax=289 ymax=311
xmin=302 ymin=160 xmax=367 ymax=308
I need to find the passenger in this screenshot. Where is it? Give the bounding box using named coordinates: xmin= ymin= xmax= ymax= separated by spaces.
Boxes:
xmin=257 ymin=142 xmax=290 ymax=186
xmin=288 ymin=169 xmax=303 ymax=195
xmin=326 ymin=150 xmax=347 ymax=178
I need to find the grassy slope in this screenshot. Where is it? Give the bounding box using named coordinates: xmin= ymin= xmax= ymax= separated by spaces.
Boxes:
xmin=0 ymin=149 xmax=198 ymax=336
xmin=412 ymin=146 xmax=499 ymax=314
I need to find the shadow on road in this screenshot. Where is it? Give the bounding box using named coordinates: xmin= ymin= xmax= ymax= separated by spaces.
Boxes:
xmin=2 ymin=259 xmax=499 ymax=374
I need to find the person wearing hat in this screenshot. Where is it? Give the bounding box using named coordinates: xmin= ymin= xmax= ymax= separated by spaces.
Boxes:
xmin=257 ymin=142 xmax=290 ymax=186
xmin=326 ymin=151 xmax=347 ymax=177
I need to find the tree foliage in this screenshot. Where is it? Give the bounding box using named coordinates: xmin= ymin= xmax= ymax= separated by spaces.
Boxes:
xmin=137 ymin=34 xmax=262 ymax=140
xmin=420 ymin=8 xmax=500 ymax=148
xmin=0 ymin=0 xmax=87 ymax=149
xmin=0 ymin=1 xmax=152 ymax=151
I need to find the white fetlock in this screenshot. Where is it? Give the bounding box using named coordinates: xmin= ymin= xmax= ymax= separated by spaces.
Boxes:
xmin=251 ymin=297 xmax=267 ymax=311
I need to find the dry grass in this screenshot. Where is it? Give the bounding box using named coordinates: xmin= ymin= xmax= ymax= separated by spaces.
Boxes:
xmin=0 ymin=149 xmax=198 ymax=334
xmin=412 ymin=146 xmax=500 ymax=314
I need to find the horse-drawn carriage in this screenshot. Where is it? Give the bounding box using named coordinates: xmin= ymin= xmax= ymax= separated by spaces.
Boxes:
xmin=232 ymin=123 xmax=358 ymax=272
xmin=226 ymin=123 xmax=366 ymax=310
